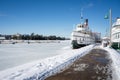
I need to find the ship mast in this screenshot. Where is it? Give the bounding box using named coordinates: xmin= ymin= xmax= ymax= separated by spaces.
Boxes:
xmin=80 ymin=9 xmax=83 ymax=24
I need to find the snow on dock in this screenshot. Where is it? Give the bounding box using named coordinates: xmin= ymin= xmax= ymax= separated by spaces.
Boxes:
xmin=46 ymin=46 xmax=120 ymax=80
xmin=46 ymin=49 xmax=112 ymax=80
xmin=103 ymin=47 xmax=120 ymax=80
xmin=0 ymin=44 xmax=95 ymax=80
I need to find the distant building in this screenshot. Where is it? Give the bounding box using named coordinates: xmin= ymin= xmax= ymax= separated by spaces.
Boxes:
xmin=93 ymin=32 xmax=101 ymax=43
xmin=12 ymin=33 xmax=21 ymax=40
xmin=102 ymin=37 xmax=110 ymax=47
xmin=0 ymin=37 xmax=5 ymax=40
xmin=0 ymin=36 xmax=5 ymax=43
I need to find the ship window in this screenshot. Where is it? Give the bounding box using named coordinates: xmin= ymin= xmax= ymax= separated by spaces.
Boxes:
xmin=115 ymin=34 xmax=117 ymax=39
xmin=119 ymin=33 xmax=120 ymax=38
xmin=80 ymin=38 xmax=82 ymax=41
xmin=117 ymin=34 xmax=119 ymax=39
xmin=113 ymin=34 xmax=115 ymax=39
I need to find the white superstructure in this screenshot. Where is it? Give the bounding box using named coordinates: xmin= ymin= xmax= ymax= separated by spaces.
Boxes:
xmin=111 ymin=18 xmax=120 ymax=43
xmin=110 ymin=17 xmax=120 ymax=49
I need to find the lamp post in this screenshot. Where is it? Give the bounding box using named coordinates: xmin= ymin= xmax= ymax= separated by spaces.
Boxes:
xmin=109 ymin=9 xmax=112 ymax=46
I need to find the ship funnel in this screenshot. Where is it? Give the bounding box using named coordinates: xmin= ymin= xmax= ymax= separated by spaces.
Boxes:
xmin=84 ymin=19 xmax=88 ymax=27
xmin=86 ymin=19 xmax=88 ymax=24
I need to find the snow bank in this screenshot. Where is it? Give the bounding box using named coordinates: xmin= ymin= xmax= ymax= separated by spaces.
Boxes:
xmin=0 ymin=44 xmax=95 ymax=80
xmin=103 ymin=47 xmax=120 ymax=80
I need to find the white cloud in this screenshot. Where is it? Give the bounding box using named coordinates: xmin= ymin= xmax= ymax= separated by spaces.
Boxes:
xmin=88 ymin=3 xmax=93 ymax=7
xmin=82 ymin=3 xmax=94 ymax=10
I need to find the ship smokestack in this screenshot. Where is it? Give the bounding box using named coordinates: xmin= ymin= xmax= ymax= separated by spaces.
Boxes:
xmin=86 ymin=19 xmax=88 ymax=26
xmin=84 ymin=19 xmax=88 ymax=27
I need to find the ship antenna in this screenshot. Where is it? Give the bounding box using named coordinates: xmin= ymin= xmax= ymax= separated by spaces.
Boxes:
xmin=80 ymin=8 xmax=83 ymax=24
xmin=81 ymin=8 xmax=83 ymax=19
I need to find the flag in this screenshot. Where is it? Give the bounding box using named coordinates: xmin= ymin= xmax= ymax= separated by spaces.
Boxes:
xmin=104 ymin=14 xmax=109 ymax=19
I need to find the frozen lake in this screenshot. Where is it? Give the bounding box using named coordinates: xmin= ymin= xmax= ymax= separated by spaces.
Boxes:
xmin=0 ymin=40 xmax=71 ymax=71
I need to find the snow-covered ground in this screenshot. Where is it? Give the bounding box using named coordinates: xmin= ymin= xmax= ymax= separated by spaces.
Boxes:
xmin=0 ymin=42 xmax=120 ymax=80
xmin=0 ymin=42 xmax=95 ymax=80
xmin=103 ymin=47 xmax=120 ymax=80
xmin=0 ymin=40 xmax=70 ymax=71
xmin=95 ymin=45 xmax=120 ymax=80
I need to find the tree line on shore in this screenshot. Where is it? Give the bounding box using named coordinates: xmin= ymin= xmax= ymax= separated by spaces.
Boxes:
xmin=0 ymin=33 xmax=70 ymax=40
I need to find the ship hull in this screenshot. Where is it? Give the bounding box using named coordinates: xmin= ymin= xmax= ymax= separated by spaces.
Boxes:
xmin=111 ymin=42 xmax=120 ymax=50
xmin=71 ymin=40 xmax=89 ymax=49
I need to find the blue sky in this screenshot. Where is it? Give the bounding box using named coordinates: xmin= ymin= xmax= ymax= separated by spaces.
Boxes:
xmin=0 ymin=0 xmax=120 ymax=38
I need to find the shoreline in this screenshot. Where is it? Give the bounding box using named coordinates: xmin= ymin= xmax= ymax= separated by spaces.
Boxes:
xmin=0 ymin=40 xmax=68 ymax=44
